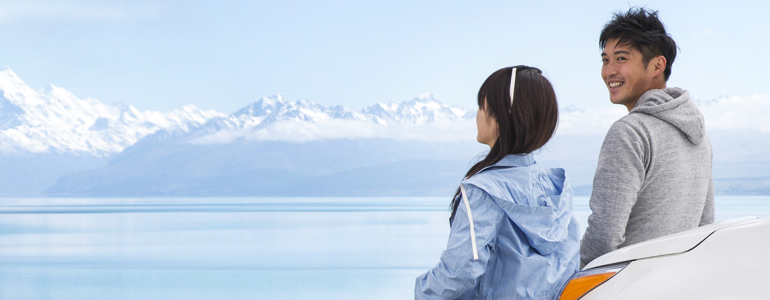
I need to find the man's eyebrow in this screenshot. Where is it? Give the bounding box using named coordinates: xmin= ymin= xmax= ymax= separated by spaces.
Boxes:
xmin=602 ymin=50 xmax=632 ymax=57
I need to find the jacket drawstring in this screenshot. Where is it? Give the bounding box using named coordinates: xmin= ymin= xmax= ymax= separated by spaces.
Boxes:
xmin=460 ymin=184 xmax=479 ymax=260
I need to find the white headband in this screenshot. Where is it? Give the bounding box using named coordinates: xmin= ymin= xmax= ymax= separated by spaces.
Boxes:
xmin=509 ymin=67 xmax=517 ymax=106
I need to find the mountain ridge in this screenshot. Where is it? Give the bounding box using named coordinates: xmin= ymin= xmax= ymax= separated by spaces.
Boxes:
xmin=0 ymin=67 xmax=223 ymax=157
xmin=2 ymin=67 xmax=770 ymax=196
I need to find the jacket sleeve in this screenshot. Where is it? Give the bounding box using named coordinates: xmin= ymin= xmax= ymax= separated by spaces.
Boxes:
xmin=580 ymin=121 xmax=646 ymax=267
xmin=415 ymin=184 xmax=504 ymax=300
xmin=700 ymin=177 xmax=715 ymax=226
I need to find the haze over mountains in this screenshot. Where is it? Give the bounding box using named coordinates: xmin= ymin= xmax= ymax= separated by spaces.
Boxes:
xmin=47 ymin=93 xmax=486 ymax=196
xmin=1 ymin=67 xmax=768 ymax=197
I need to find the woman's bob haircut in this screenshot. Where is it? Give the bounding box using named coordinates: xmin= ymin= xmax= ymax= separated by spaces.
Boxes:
xmin=450 ymin=66 xmax=559 ymax=223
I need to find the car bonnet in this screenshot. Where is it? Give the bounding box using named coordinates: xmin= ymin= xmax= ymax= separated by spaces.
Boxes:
xmin=584 ymin=216 xmax=763 ymax=270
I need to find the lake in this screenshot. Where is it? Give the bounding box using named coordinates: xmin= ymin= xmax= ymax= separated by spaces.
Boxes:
xmin=1 ymin=196 xmax=768 ymax=299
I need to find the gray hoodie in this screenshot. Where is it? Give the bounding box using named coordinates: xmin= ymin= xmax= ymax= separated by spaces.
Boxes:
xmin=580 ymin=87 xmax=715 ymax=267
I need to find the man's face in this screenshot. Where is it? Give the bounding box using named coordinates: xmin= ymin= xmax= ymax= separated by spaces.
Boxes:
xmin=601 ymin=39 xmax=659 ymax=110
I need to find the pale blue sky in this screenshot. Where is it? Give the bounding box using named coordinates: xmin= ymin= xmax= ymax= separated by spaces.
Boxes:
xmin=2 ymin=0 xmax=768 ymax=113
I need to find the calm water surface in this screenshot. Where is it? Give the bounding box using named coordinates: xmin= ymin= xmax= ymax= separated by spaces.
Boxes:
xmin=1 ymin=196 xmax=768 ymax=299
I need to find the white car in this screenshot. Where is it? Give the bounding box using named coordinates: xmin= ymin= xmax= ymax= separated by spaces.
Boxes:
xmin=558 ymin=216 xmax=768 ymax=300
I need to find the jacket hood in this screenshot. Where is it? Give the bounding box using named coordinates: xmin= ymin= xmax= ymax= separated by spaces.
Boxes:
xmin=462 ymin=154 xmax=574 ymax=256
xmin=631 ymin=87 xmax=706 ymax=144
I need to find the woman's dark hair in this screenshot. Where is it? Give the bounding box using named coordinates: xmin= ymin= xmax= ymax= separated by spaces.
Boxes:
xmin=599 ymin=7 xmax=678 ymax=81
xmin=449 ymin=66 xmax=559 ymax=224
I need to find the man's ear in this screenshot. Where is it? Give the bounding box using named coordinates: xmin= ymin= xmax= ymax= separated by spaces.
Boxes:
xmin=650 ymin=55 xmax=667 ymax=77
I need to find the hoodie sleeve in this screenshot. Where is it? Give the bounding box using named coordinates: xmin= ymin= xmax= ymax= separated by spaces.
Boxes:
xmin=580 ymin=120 xmax=647 ymax=266
xmin=700 ymin=177 xmax=715 ymax=226
xmin=415 ymin=185 xmax=504 ymax=300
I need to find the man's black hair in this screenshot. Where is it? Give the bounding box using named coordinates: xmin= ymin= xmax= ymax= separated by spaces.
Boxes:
xmin=600 ymin=7 xmax=678 ymax=81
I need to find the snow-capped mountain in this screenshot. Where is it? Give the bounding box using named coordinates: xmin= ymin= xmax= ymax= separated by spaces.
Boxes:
xmin=362 ymin=93 xmax=470 ymax=124
xmin=0 ymin=67 xmax=223 ymax=157
xmin=44 ymin=93 xmax=482 ymax=196
xmin=208 ymin=92 xmax=470 ymax=130
xmin=0 ymin=66 xmax=474 ymax=158
xmin=4 ymin=65 xmax=770 ymax=197
xmin=237 ymin=94 xmax=368 ymax=121
xmin=182 ymin=92 xmax=474 ymax=144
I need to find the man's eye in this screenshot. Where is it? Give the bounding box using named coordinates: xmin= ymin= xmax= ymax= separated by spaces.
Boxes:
xmin=617 ymin=57 xmax=627 ymax=61
xmin=602 ymin=58 xmax=609 ymax=63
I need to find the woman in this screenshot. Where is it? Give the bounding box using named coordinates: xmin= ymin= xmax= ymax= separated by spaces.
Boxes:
xmin=415 ymin=66 xmax=580 ymax=300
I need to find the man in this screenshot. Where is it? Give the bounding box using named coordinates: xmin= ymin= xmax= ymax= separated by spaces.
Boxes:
xmin=580 ymin=7 xmax=714 ymax=268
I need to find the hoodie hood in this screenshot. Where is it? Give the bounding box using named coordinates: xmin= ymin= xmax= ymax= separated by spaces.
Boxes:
xmin=462 ymin=154 xmax=574 ymax=255
xmin=631 ymin=87 xmax=706 ymax=144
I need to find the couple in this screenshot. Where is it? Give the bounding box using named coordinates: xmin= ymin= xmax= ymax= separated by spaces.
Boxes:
xmin=415 ymin=8 xmax=714 ymax=300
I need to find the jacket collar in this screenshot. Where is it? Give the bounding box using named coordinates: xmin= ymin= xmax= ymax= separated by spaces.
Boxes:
xmin=476 ymin=153 xmax=535 ymax=174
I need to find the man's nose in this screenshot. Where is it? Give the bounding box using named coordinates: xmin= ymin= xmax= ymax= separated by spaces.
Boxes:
xmin=602 ymin=63 xmax=617 ymax=79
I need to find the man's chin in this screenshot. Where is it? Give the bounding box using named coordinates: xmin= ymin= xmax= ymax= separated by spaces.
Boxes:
xmin=609 ymin=91 xmax=631 ymax=103
xmin=609 ymin=96 xmax=626 ymax=105
xmin=609 ymin=96 xmax=638 ymax=111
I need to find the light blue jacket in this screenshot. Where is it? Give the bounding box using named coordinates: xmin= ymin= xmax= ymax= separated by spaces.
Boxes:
xmin=415 ymin=154 xmax=580 ymax=300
